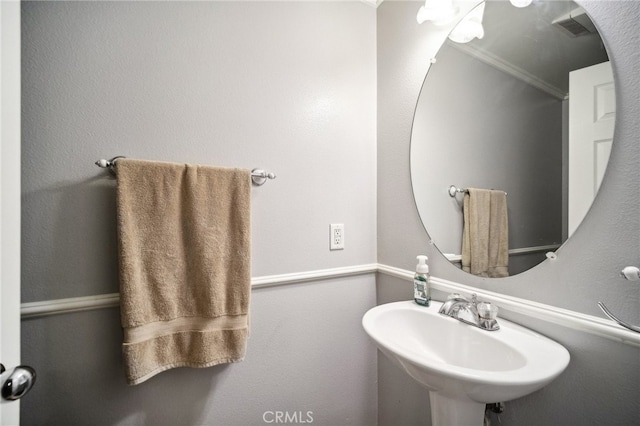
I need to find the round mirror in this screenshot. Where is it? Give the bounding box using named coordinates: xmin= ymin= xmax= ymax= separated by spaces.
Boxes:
xmin=410 ymin=0 xmax=615 ymax=276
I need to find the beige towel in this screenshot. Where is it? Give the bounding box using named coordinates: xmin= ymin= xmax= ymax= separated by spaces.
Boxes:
xmin=116 ymin=158 xmax=251 ymax=385
xmin=461 ymin=188 xmax=509 ymax=278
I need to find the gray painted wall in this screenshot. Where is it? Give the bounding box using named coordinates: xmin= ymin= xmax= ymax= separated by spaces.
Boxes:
xmin=20 ymin=2 xmax=377 ymax=425
xmin=378 ymin=1 xmax=639 ymax=425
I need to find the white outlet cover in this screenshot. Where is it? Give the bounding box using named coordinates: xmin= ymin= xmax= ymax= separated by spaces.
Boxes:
xmin=330 ymin=224 xmax=344 ymax=250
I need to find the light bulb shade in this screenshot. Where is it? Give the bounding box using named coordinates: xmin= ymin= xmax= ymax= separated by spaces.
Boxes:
xmin=448 ymin=20 xmax=485 ymax=43
xmin=509 ymin=0 xmax=533 ymax=8
xmin=448 ymin=2 xmax=485 ymax=44
xmin=416 ymin=0 xmax=459 ymax=26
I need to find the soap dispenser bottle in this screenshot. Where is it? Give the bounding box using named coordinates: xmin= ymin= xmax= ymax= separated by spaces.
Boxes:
xmin=414 ymin=255 xmax=431 ymax=306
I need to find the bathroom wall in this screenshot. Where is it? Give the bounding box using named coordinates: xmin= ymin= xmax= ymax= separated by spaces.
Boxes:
xmin=377 ymin=1 xmax=639 ymax=425
xmin=19 ymin=0 xmax=640 ymax=425
xmin=20 ymin=2 xmax=377 ymax=425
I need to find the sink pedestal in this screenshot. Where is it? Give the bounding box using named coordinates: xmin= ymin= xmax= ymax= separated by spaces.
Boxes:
xmin=429 ymin=392 xmax=485 ymax=426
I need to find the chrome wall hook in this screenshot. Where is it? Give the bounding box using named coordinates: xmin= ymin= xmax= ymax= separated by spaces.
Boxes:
xmin=620 ymin=266 xmax=640 ymax=281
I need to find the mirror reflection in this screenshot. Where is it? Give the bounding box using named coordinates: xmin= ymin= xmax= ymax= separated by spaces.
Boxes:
xmin=411 ymin=0 xmax=614 ymax=276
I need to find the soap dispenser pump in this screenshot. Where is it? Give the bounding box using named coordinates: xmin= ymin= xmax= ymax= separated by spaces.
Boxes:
xmin=414 ymin=255 xmax=431 ymax=306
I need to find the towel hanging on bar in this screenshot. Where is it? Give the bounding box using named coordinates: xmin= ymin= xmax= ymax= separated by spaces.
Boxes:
xmin=461 ymin=188 xmax=509 ymax=278
xmin=115 ymin=158 xmax=252 ymax=384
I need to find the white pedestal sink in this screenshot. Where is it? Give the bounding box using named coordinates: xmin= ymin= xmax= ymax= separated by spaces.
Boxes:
xmin=362 ymin=301 xmax=570 ymax=426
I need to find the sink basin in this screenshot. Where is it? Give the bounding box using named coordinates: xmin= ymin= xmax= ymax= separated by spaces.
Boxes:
xmin=362 ymin=300 xmax=570 ymax=425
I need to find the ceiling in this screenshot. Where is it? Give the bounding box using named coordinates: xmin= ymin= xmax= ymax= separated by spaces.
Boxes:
xmin=446 ymin=0 xmax=609 ymax=99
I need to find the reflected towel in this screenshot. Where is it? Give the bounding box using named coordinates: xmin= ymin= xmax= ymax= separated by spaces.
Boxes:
xmin=461 ymin=188 xmax=508 ymax=278
xmin=116 ymin=158 xmax=251 ymax=385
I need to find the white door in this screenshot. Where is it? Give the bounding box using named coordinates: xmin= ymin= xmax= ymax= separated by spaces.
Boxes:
xmin=1 ymin=1 xmax=24 ymax=424
xmin=568 ymin=61 xmax=615 ymax=237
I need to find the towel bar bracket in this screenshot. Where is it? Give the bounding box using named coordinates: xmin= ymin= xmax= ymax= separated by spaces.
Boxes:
xmin=95 ymin=156 xmax=125 ymax=177
xmin=449 ymin=185 xmax=467 ymax=197
xmin=251 ymin=168 xmax=276 ymax=186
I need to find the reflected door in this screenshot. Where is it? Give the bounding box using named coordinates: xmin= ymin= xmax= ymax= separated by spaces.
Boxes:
xmin=568 ymin=61 xmax=614 ymax=236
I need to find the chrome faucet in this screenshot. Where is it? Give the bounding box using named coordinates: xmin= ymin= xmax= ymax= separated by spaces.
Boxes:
xmin=438 ymin=293 xmax=500 ymax=331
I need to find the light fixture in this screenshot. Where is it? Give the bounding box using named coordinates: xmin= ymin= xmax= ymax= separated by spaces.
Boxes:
xmin=448 ymin=2 xmax=485 ymax=43
xmin=416 ymin=0 xmax=459 ymax=26
xmin=509 ymin=0 xmax=533 ymax=8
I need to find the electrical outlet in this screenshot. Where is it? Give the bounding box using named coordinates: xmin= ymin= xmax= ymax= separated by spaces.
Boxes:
xmin=330 ymin=224 xmax=344 ymax=250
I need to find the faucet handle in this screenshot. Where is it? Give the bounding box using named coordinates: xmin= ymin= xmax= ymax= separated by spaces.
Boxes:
xmin=477 ymin=302 xmax=498 ymax=320
xmin=447 ymin=293 xmax=470 ymax=302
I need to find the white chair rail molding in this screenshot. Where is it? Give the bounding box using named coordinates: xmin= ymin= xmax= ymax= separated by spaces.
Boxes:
xmin=20 ymin=263 xmax=640 ymax=348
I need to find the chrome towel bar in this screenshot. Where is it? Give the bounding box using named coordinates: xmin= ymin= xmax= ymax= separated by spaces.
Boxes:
xmin=448 ymin=185 xmax=507 ymax=197
xmin=95 ymin=156 xmax=276 ymax=186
